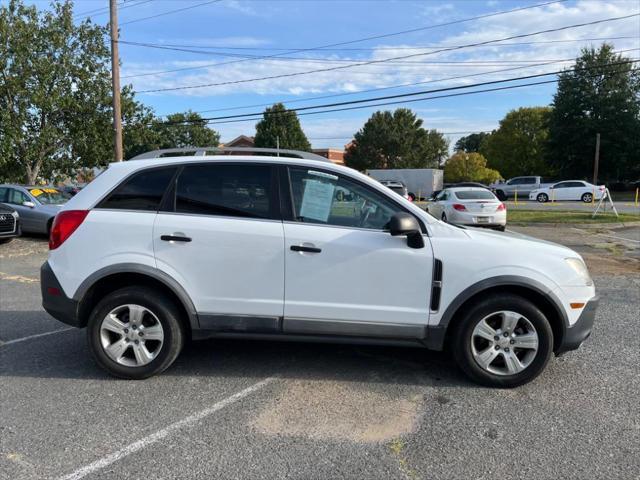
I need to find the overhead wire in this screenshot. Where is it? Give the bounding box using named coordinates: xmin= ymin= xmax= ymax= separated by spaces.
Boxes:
xmin=166 ymin=47 xmax=637 ymax=116
xmin=120 ymin=0 xmax=223 ymax=26
xmin=149 ymin=59 xmax=638 ymax=126
xmin=123 ymin=0 xmax=571 ymax=81
xmin=136 ymin=13 xmax=640 ymax=93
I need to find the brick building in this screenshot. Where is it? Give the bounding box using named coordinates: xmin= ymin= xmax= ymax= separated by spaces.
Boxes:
xmin=221 ymin=136 xmax=345 ymax=165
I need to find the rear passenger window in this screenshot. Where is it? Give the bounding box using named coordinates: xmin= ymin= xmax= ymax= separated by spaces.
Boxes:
xmin=98 ymin=167 xmax=176 ymax=211
xmin=175 ymin=164 xmax=273 ymax=219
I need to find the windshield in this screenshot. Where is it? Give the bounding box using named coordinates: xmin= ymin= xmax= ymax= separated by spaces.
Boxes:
xmin=29 ymin=188 xmax=70 ymax=205
xmin=454 ymin=190 xmax=496 ymax=200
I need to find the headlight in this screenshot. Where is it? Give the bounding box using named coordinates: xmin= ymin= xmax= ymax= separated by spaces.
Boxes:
xmin=565 ymin=258 xmax=593 ymax=286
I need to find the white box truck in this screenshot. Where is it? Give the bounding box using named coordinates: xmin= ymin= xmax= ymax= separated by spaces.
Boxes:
xmin=366 ymin=168 xmax=444 ymax=200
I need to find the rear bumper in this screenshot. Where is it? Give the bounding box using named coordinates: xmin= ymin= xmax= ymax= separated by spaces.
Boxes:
xmin=41 ymin=261 xmax=82 ymax=327
xmin=556 ymin=295 xmax=598 ymax=354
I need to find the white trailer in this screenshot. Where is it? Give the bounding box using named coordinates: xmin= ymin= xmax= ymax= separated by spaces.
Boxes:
xmin=366 ymin=168 xmax=443 ymax=200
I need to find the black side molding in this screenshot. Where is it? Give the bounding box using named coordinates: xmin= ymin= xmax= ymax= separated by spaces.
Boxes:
xmin=430 ymin=259 xmax=443 ymax=311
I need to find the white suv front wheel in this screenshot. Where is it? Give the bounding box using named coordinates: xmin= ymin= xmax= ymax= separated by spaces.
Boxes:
xmin=452 ymin=294 xmax=553 ymax=387
xmin=87 ymin=287 xmax=185 ymax=379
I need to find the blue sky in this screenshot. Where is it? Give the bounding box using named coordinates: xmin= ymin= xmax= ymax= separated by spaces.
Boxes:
xmin=22 ymin=0 xmax=640 ymax=149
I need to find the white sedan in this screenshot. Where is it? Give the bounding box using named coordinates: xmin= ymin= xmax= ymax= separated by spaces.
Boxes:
xmin=426 ymin=187 xmax=506 ymax=231
xmin=529 ymin=180 xmax=605 ymax=203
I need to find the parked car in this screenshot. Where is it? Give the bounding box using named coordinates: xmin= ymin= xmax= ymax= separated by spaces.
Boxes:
xmin=367 ymin=168 xmax=443 ymax=201
xmin=0 ymin=185 xmax=70 ymax=234
xmin=490 ymin=176 xmax=553 ymax=200
xmin=379 ymin=180 xmax=411 ymax=201
xmin=0 ymin=203 xmax=21 ymax=244
xmin=529 ymin=181 xmax=606 ymax=203
xmin=41 ymin=147 xmax=597 ymax=388
xmin=426 ymin=187 xmax=506 ymax=231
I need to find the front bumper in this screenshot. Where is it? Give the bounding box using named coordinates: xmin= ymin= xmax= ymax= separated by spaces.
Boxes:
xmin=556 ymin=295 xmax=598 ymax=354
xmin=0 ymin=217 xmax=21 ymax=239
xmin=41 ymin=261 xmax=82 ymax=327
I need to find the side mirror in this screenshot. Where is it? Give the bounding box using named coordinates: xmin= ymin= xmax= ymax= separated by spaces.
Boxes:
xmin=389 ymin=212 xmax=424 ymax=249
xmin=22 ymin=201 xmax=35 ymax=208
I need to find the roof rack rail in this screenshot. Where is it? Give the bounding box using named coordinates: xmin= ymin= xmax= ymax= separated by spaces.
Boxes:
xmin=129 ymin=146 xmax=331 ymax=162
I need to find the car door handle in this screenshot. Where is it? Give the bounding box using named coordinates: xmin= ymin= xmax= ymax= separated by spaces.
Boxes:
xmin=290 ymin=245 xmax=321 ymax=253
xmin=161 ymin=235 xmax=192 ymax=242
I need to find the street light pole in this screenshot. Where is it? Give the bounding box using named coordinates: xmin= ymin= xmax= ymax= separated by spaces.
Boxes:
xmin=109 ymin=0 xmax=123 ymax=162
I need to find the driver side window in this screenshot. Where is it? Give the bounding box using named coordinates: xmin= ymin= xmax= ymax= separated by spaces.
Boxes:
xmin=8 ymin=189 xmax=29 ymax=205
xmin=288 ymin=167 xmax=400 ymax=230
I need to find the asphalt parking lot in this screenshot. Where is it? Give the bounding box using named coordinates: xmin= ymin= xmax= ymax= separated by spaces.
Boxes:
xmin=1 ymin=230 xmax=639 ymax=480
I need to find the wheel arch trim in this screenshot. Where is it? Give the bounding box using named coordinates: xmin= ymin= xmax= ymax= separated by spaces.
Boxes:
xmin=74 ymin=263 xmax=199 ymax=330
xmin=426 ymin=275 xmax=568 ymax=350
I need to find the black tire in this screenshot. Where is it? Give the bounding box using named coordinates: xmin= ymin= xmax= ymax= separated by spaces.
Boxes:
xmin=496 ymin=190 xmax=507 ymax=201
xmin=451 ymin=294 xmax=553 ymax=388
xmin=441 ymin=212 xmax=447 ymax=223
xmin=0 ymin=237 xmax=14 ymax=245
xmin=581 ymin=192 xmax=593 ymax=203
xmin=87 ymin=286 xmax=185 ymax=379
xmin=536 ymin=193 xmax=549 ymax=203
xmin=493 ymin=225 xmax=506 ymax=232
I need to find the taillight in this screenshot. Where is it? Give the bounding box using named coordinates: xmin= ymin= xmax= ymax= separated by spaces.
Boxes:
xmin=49 ymin=210 xmax=89 ymax=250
xmin=497 ymin=203 xmax=506 ymax=211
xmin=452 ymin=204 xmax=467 ymax=211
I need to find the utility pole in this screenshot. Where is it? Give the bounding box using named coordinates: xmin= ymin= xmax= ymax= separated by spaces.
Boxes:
xmin=109 ymin=0 xmax=123 ymax=161
xmin=592 ymin=133 xmax=600 ymax=185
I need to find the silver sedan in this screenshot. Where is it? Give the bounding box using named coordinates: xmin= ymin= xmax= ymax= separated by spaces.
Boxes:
xmin=426 ymin=187 xmax=507 ymax=231
xmin=0 ymin=185 xmax=69 ymax=234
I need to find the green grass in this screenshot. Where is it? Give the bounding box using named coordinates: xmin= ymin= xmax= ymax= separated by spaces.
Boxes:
xmin=508 ymin=209 xmax=640 ymax=224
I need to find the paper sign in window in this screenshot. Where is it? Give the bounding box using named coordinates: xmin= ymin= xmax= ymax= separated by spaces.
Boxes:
xmin=299 ymin=179 xmax=336 ymax=222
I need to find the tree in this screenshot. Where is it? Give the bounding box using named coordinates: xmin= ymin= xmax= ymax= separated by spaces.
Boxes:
xmin=548 ymin=44 xmax=640 ymax=181
xmin=0 ymin=0 xmax=113 ymax=183
xmin=444 ymin=151 xmax=501 ymax=184
xmin=123 ymin=110 xmax=221 ymax=160
xmin=480 ymin=107 xmax=552 ymax=179
xmin=254 ymin=103 xmax=311 ymax=151
xmin=344 ymin=108 xmax=448 ymax=170
xmin=454 ymin=132 xmax=489 ymax=152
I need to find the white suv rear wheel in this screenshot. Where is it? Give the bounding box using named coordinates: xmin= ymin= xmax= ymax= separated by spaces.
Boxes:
xmin=87 ymin=287 xmax=184 ymax=379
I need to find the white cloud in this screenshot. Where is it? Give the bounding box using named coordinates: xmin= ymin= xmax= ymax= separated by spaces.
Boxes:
xmin=123 ymin=1 xmax=638 ymax=99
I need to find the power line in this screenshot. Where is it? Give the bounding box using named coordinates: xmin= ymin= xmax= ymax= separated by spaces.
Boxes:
xmin=125 ymin=0 xmax=568 ymax=81
xmin=120 ymin=0 xmax=222 ymax=26
xmin=137 ymin=13 xmax=640 ymax=93
xmin=118 ymin=42 xmax=586 ymax=79
xmin=308 ymin=131 xmax=493 ymax=140
xmin=170 ymin=48 xmax=637 ymax=117
xmin=120 ymin=37 xmax=640 ymax=78
xmin=129 ymin=35 xmax=638 ymax=53
xmin=202 ymin=80 xmax=560 ymax=126
xmin=74 ymin=0 xmax=154 ymax=20
xmin=154 ymin=59 xmax=638 ymax=126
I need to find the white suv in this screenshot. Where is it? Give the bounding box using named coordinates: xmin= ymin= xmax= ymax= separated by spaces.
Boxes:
xmin=40 ymin=148 xmax=598 ymax=387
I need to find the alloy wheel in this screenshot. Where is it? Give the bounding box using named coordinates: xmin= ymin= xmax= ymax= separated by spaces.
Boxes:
xmin=470 ymin=310 xmax=539 ymax=376
xmin=99 ymin=304 xmax=164 ymax=367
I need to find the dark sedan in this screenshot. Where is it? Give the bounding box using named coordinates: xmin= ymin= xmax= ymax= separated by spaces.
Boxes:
xmin=0 ymin=203 xmax=21 ymax=244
